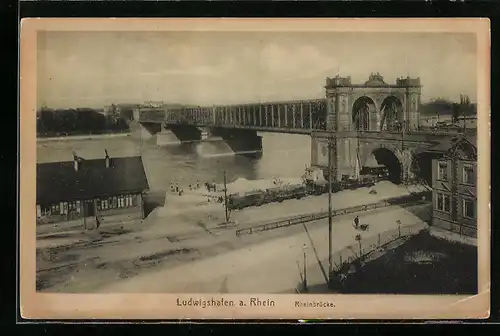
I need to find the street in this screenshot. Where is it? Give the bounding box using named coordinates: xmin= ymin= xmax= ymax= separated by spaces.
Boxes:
xmin=93 ymin=203 xmax=430 ymax=293
xmin=37 ymin=181 xmax=428 ymax=292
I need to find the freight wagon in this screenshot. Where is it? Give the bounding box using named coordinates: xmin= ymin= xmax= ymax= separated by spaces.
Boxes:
xmin=227 ymin=173 xmax=383 ymax=211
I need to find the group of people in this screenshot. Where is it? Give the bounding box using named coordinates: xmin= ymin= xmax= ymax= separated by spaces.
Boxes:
xmin=208 ymin=196 xmax=225 ymax=204
xmin=170 ymin=180 xmax=201 ymax=196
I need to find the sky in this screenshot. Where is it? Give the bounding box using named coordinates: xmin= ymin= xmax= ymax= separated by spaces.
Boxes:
xmin=37 ymin=31 xmax=477 ymax=109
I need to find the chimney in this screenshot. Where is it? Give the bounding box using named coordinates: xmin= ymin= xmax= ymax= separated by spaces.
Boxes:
xmin=105 ymin=149 xmax=110 ymax=168
xmin=73 ymin=152 xmax=79 ymax=172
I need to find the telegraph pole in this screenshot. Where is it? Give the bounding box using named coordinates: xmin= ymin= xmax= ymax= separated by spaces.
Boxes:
xmin=327 ymin=137 xmax=333 ymax=285
xmin=462 ymin=96 xmax=467 ymax=134
xmin=401 ymin=120 xmax=405 ymax=151
xmin=223 ymin=170 xmax=229 ymax=223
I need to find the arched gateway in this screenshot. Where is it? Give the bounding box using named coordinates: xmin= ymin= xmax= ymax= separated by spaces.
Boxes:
xmin=312 ymin=73 xmax=422 ymax=183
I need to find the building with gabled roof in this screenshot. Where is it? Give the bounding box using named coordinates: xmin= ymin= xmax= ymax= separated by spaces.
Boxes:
xmin=36 ymin=151 xmax=150 ymax=229
xmin=430 ymin=136 xmax=477 ymax=240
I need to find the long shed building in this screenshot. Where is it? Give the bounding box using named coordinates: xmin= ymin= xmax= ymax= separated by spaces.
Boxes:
xmin=36 ymin=151 xmax=150 ymax=229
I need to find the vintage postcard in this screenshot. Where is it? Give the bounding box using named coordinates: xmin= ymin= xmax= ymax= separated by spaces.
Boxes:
xmin=20 ymin=18 xmax=490 ymax=320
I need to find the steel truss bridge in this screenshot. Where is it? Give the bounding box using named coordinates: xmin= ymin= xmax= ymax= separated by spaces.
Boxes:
xmin=138 ymin=99 xmax=475 ymax=137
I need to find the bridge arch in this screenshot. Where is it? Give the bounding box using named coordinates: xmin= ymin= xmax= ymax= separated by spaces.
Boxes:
xmin=380 ymin=96 xmax=404 ymax=131
xmin=352 ymin=96 xmax=377 ymax=131
xmin=371 ymin=147 xmax=403 ymax=184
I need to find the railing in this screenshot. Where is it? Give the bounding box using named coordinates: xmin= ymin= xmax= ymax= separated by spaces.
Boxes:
xmin=312 ymin=128 xmax=476 ymax=138
xmin=235 ymin=191 xmax=431 ymax=237
xmin=296 ymin=220 xmax=428 ymax=292
xmin=361 ymin=129 xmax=475 ymax=136
xmin=330 ymin=221 xmax=427 ymax=274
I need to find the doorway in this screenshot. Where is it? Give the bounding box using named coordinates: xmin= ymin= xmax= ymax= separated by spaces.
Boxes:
xmin=84 ymin=200 xmax=95 ymax=217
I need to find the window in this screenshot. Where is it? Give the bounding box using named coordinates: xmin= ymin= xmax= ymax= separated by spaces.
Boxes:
xmin=463 ymin=164 xmax=474 ymax=185
xmin=110 ymin=195 xmax=135 ymax=208
xmin=438 ymin=161 xmax=448 ymax=180
xmin=51 ymin=203 xmax=60 ymax=214
xmin=58 ymin=202 xmax=68 ymax=215
xmin=435 ymin=193 xmax=451 ymax=213
xmin=463 ymin=199 xmax=475 ymax=219
xmin=68 ymin=201 xmax=77 ymax=212
xmin=41 ymin=206 xmax=51 ymax=216
xmin=98 ymin=199 xmax=110 ymax=211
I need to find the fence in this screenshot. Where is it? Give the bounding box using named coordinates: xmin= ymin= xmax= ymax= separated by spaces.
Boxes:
xmin=330 ymin=221 xmax=428 ymax=274
xmin=295 ymin=221 xmax=428 ymax=293
xmin=235 ymin=191 xmax=431 ymax=237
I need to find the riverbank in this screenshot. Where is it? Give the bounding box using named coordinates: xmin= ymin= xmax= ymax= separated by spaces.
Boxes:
xmin=37 ymin=132 xmax=131 ymax=142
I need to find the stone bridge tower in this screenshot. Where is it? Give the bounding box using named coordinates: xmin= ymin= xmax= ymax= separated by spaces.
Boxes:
xmin=317 ymin=73 xmax=422 ymax=182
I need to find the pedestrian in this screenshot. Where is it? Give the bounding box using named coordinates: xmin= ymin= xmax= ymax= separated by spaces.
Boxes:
xmin=176 ymin=182 xmax=179 ymax=193
xmin=196 ymin=180 xmax=200 ymax=189
xmin=189 ymin=184 xmax=192 ymax=191
xmin=354 ymin=215 xmax=359 ymax=228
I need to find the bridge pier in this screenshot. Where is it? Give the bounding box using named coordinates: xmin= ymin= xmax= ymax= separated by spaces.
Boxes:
xmin=156 ymin=129 xmax=183 ymax=146
xmin=157 ymin=124 xmax=203 ymax=145
xmin=157 ymin=124 xmax=263 ymax=158
xmin=136 ymin=122 xmax=163 ymax=140
xmin=207 ymin=127 xmax=263 ymax=158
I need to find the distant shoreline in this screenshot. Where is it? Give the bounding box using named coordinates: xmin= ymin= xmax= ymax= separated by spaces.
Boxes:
xmin=37 ymin=132 xmax=131 ymax=142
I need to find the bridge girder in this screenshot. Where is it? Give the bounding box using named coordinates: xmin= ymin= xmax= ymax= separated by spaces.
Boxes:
xmin=162 ymin=98 xmax=328 ymax=132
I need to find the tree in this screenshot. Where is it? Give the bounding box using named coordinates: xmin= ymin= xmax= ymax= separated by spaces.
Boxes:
xmin=36 ymin=107 xmax=130 ymax=136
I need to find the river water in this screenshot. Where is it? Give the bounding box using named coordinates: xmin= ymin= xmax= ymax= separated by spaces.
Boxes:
xmin=37 ymin=133 xmax=312 ymax=192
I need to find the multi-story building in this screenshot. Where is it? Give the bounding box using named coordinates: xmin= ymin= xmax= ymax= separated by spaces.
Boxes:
xmin=431 ymin=136 xmax=477 ymax=238
xmin=36 ymin=151 xmax=150 ymax=230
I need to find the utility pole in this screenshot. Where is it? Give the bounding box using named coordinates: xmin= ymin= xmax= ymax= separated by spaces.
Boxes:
xmin=401 ymin=120 xmax=405 ymax=151
xmin=223 ymin=170 xmax=229 ymax=223
xmin=462 ymin=96 xmax=467 ymax=134
xmin=303 ymin=244 xmax=308 ymax=292
xmin=327 ymin=137 xmax=333 ymax=286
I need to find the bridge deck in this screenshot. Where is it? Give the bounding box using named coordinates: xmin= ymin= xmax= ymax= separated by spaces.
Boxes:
xmin=137 ymin=99 xmax=476 ymax=137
